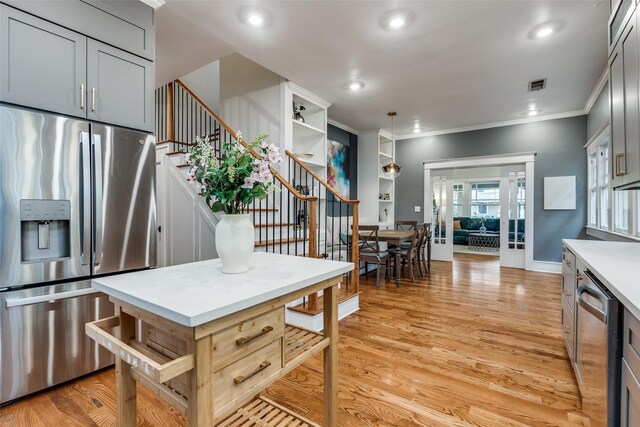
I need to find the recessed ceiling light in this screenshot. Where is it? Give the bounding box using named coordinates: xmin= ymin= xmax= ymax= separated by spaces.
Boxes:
xmin=246 ymin=11 xmax=264 ymax=26
xmin=536 ymin=27 xmax=554 ymax=38
xmin=527 ymin=110 xmax=540 ymax=117
xmin=389 ymin=15 xmax=406 ymax=29
xmin=528 ymin=20 xmax=564 ymax=40
xmin=349 ymin=81 xmax=364 ymax=91
xmin=413 ymin=128 xmax=421 ymax=133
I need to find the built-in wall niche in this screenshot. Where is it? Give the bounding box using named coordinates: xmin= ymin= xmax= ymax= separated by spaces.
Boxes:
xmin=292 ymin=94 xmax=325 ymax=133
xmin=290 ymin=93 xmax=327 ymax=169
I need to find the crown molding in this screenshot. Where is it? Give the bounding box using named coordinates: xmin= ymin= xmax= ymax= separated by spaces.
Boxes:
xmin=327 ymin=119 xmax=360 ymax=136
xmin=397 ymin=110 xmax=585 ymax=140
xmin=584 ymin=67 xmax=608 ymax=114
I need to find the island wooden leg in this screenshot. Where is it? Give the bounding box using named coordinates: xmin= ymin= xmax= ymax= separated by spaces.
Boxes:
xmin=116 ymin=308 xmax=137 ymax=427
xmin=188 ymin=335 xmax=214 ymax=427
xmin=323 ymin=282 xmax=338 ymax=427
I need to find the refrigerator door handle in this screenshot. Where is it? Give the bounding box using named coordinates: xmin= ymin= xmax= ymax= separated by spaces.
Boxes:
xmin=80 ymin=132 xmax=91 ymax=266
xmin=92 ymin=133 xmax=104 ymax=266
xmin=5 ymin=287 xmax=99 ymax=308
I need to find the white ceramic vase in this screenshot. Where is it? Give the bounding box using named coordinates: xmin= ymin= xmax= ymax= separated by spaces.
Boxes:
xmin=215 ymin=213 xmax=255 ymax=274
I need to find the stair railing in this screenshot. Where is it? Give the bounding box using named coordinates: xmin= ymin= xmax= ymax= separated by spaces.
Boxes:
xmin=156 ymin=79 xmax=360 ymax=315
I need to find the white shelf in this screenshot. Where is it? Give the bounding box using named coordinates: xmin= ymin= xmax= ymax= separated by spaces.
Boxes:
xmin=379 ymin=200 xmax=393 ymax=204
xmin=292 ymin=119 xmax=326 ymax=136
xmin=378 ymin=175 xmax=394 ymax=181
xmin=297 ymin=156 xmax=326 ymax=168
xmin=379 ymin=151 xmax=393 ymax=159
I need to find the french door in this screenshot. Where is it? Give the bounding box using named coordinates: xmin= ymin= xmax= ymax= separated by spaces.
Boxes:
xmin=499 ymin=166 xmax=526 ymax=268
xmin=425 ymin=170 xmax=453 ymax=261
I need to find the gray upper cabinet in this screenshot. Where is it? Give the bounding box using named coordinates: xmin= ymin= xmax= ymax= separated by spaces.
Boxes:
xmin=0 ymin=3 xmax=155 ymax=133
xmin=0 ymin=5 xmax=87 ymax=118
xmin=87 ymin=40 xmax=154 ymax=132
xmin=609 ymin=9 xmax=640 ymax=189
xmin=2 ymin=0 xmax=154 ymax=61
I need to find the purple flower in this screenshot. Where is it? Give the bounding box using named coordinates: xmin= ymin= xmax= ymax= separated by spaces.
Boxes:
xmin=258 ymin=162 xmax=270 ymax=177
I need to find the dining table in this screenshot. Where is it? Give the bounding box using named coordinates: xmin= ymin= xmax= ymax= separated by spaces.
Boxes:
xmin=375 ymin=229 xmax=416 ymax=287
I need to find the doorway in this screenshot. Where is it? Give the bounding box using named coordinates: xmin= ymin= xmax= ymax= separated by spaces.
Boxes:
xmin=424 ymin=153 xmax=535 ymax=270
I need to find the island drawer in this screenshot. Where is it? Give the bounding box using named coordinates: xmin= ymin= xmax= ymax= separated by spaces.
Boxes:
xmin=213 ymin=338 xmax=283 ymax=410
xmin=624 ymin=309 xmax=640 ymax=376
xmin=212 ymin=307 xmax=284 ymax=370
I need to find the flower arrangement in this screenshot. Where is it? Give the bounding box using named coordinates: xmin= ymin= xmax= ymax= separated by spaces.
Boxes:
xmin=185 ymin=132 xmax=282 ymax=214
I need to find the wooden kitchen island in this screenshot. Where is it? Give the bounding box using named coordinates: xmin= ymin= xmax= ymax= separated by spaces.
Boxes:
xmin=86 ymin=252 xmax=353 ymax=427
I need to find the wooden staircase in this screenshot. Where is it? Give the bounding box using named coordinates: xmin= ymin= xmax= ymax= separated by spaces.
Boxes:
xmin=156 ymin=79 xmax=360 ymax=320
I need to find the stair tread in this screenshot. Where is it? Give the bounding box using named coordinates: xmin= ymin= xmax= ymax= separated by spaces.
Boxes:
xmin=245 ymin=208 xmax=279 ymax=212
xmin=255 ymin=223 xmax=295 ymax=227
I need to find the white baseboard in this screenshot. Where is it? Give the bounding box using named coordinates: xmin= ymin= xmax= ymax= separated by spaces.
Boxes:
xmin=285 ymin=295 xmax=360 ymax=332
xmin=529 ymin=260 xmax=562 ymax=274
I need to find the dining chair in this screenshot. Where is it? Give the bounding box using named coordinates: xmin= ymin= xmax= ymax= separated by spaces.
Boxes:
xmin=416 ymin=223 xmax=429 ymax=276
xmin=356 ymin=225 xmax=390 ymax=287
xmin=395 ymin=220 xmax=417 ymax=231
xmin=389 ymin=226 xmax=422 ymax=283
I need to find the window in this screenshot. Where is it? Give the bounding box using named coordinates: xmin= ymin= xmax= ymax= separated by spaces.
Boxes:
xmin=453 ymin=184 xmax=464 ymax=217
xmin=587 ymin=132 xmax=611 ymax=230
xmin=586 ymin=126 xmax=639 ymax=237
xmin=470 ymin=182 xmax=500 ymax=218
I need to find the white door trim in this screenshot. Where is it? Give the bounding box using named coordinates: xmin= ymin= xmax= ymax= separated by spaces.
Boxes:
xmin=423 ymin=152 xmax=536 ymax=170
xmin=423 ymin=153 xmax=536 ymax=270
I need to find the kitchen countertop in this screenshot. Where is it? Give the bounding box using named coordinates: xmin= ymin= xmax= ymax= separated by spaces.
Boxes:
xmin=91 ymin=252 xmax=353 ymax=327
xmin=563 ymin=239 xmax=640 ymax=319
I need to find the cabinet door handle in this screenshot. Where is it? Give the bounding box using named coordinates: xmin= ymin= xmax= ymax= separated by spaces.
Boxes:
xmin=91 ymin=88 xmax=96 ymax=112
xmin=233 ymin=361 xmax=271 ymax=384
xmin=235 ymin=326 xmax=273 ymax=346
xmin=616 ymin=152 xmax=626 ymax=177
xmin=80 ymin=84 xmax=85 ymax=109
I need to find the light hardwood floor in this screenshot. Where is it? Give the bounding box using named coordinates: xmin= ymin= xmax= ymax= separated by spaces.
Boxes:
xmin=0 ymin=253 xmax=588 ymax=426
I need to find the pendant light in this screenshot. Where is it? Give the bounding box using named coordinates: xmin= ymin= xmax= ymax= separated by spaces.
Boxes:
xmin=381 ymin=112 xmax=402 ymax=177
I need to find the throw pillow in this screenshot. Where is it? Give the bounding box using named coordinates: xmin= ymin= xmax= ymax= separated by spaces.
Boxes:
xmin=453 ymin=220 xmax=461 ymax=230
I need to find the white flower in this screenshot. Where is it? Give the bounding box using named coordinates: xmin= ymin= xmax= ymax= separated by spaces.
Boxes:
xmin=260 ymin=139 xmax=269 ymax=149
xmin=268 ymin=151 xmax=282 ymax=164
xmin=267 ymin=143 xmax=279 ymax=153
xmin=241 ymin=176 xmax=256 ymax=189
xmin=258 ymin=162 xmax=270 ymax=177
xmin=236 ymin=131 xmax=243 ymax=141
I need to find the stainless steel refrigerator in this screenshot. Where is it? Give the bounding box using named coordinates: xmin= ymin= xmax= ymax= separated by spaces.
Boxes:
xmin=0 ymin=105 xmax=156 ymax=405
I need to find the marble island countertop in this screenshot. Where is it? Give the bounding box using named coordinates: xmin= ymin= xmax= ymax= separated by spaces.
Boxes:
xmin=563 ymin=239 xmax=640 ymax=319
xmin=91 ymin=252 xmax=353 ymax=327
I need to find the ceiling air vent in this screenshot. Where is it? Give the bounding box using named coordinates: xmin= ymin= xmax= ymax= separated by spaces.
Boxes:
xmin=528 ymin=78 xmax=547 ymax=92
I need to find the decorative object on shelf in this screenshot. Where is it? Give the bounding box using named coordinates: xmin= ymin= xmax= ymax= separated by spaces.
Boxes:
xmin=294 ymin=184 xmax=310 ymax=195
xmin=292 ymin=101 xmax=306 ymax=123
xmin=382 ymin=112 xmax=402 ymax=177
xmin=327 ymin=139 xmax=350 ymax=198
xmin=379 ymin=193 xmax=383 ymax=200
xmin=384 ymin=208 xmax=389 ymax=222
xmin=185 ymin=132 xmax=282 ymax=273
xmin=479 ymin=217 xmax=487 ymax=234
xmin=383 ymin=193 xmax=391 ymax=200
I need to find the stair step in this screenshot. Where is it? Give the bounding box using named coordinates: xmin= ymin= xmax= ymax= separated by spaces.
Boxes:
xmin=176 ymin=164 xmax=190 ymax=169
xmin=255 ymin=223 xmax=295 ymax=228
xmin=255 ymin=237 xmax=307 ymax=248
xmin=166 ymin=151 xmax=187 ymax=156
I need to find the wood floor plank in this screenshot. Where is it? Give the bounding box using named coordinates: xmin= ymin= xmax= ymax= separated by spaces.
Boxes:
xmin=0 ymin=253 xmax=587 ymax=426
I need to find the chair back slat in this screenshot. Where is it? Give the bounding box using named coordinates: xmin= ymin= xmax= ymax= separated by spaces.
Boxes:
xmin=356 ymin=225 xmax=381 ymax=254
xmin=395 ymin=220 xmax=417 ymax=231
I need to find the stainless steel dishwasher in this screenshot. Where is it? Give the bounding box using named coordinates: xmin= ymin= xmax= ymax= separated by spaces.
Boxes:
xmin=575 ymin=269 xmax=622 ymax=427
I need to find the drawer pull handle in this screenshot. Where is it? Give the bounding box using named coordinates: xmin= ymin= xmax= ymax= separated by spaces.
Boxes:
xmin=236 ymin=326 xmax=273 ymax=346
xmin=234 ymin=361 xmax=271 ymax=384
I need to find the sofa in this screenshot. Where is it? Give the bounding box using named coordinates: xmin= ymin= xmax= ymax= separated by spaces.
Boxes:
xmin=453 ymin=217 xmax=499 ymax=245
xmin=439 ymin=217 xmax=525 ymax=245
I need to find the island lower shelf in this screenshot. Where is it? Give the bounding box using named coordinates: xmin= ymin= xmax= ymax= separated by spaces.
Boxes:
xmin=88 ymin=316 xmax=329 ymax=425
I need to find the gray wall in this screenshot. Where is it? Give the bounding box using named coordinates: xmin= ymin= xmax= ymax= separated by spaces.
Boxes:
xmin=587 ymin=81 xmax=609 ymax=141
xmin=328 ymin=124 xmax=358 ymax=200
xmin=180 ymin=60 xmax=220 ymax=115
xmin=395 ymin=116 xmax=588 ymax=262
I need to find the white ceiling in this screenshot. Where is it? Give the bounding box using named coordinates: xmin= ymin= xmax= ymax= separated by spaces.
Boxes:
xmin=156 ymin=1 xmax=609 ymax=137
